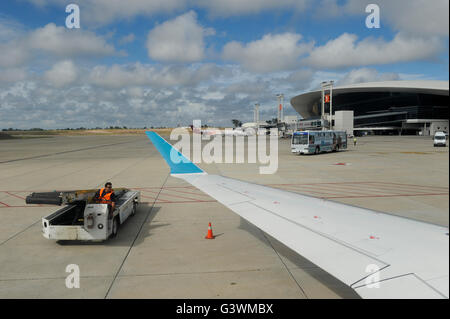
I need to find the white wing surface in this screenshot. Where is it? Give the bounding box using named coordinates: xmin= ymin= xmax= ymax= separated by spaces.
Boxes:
xmin=146 ymin=132 xmax=449 ymax=299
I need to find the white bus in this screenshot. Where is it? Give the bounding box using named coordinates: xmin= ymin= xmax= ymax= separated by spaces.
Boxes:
xmin=291 ymin=130 xmax=347 ymax=155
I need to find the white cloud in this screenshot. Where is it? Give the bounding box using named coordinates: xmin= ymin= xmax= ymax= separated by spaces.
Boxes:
xmin=24 ymin=0 xmax=186 ymax=26
xmin=381 ymin=0 xmax=449 ymax=36
xmin=0 ymin=17 xmax=26 ymax=42
xmin=285 ymin=69 xmax=315 ymax=90
xmin=318 ymin=0 xmax=449 ymax=37
xmin=1 ymin=1 xmax=447 ymax=129
xmin=195 ymin=0 xmax=310 ymax=16
xmin=44 ymin=60 xmax=78 ymax=87
xmin=24 ymin=0 xmax=311 ymax=23
xmin=0 ymin=62 xmax=318 ymax=129
xmin=146 ymin=11 xmax=212 ymax=63
xmin=88 ymin=63 xmax=150 ymax=88
xmin=118 ymin=33 xmax=136 ymax=45
xmin=22 ymin=0 xmax=449 ymax=38
xmin=336 ymin=68 xmax=400 ymax=86
xmin=0 ymin=42 xmax=30 ymax=67
xmin=304 ymin=32 xmax=444 ymax=69
xmin=0 ymin=18 xmax=29 ymax=67
xmin=88 ymin=63 xmax=221 ymax=89
xmin=0 ymin=21 xmax=117 ymax=69
xmin=86 ymin=0 xmax=186 ymax=26
xmin=0 ymin=68 xmax=27 ymax=83
xmin=222 ymin=33 xmax=313 ymax=72
xmin=28 ymin=23 xmax=116 ymax=57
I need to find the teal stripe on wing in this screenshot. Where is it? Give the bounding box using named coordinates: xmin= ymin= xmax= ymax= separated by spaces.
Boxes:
xmin=145 ymin=131 xmax=204 ymax=175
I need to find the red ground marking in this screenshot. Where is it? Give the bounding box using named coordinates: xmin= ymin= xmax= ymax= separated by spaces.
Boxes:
xmin=278 ymin=181 xmax=448 ymax=192
xmin=0 ymin=205 xmax=48 ymax=208
xmin=369 ymin=181 xmax=449 ymax=190
xmin=144 ymin=189 xmax=208 ymax=202
xmin=275 ymin=183 xmax=378 ymax=197
xmin=303 ymin=183 xmax=407 ymax=196
xmin=304 ymin=183 xmax=386 ymax=196
xmin=164 ymin=188 xmax=211 ymax=198
xmin=269 ymin=182 xmax=449 ymax=199
xmin=269 ymin=182 xmax=449 ymax=196
xmin=323 ymin=193 xmax=448 ymax=199
xmin=132 ymin=186 xmax=200 ymax=190
xmin=4 ymin=192 xmax=27 ymax=200
xmin=141 ymin=200 xmax=216 ymax=205
xmin=273 ymin=185 xmax=347 ymax=197
xmin=1 ymin=181 xmax=447 ymax=207
xmin=0 ymin=201 xmax=10 ymax=207
xmin=139 ymin=186 xmax=211 ymax=198
xmin=139 ymin=194 xmax=171 ymax=203
xmin=141 ymin=189 xmax=189 ymax=201
xmin=312 ymin=183 xmax=412 ymax=195
xmin=364 ymin=182 xmax=449 ymax=192
xmin=139 ymin=188 xmax=215 ymax=203
xmin=0 ymin=191 xmax=44 ymax=207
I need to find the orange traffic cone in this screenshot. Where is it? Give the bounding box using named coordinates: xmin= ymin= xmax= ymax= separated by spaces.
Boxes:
xmin=205 ymin=222 xmax=215 ymax=239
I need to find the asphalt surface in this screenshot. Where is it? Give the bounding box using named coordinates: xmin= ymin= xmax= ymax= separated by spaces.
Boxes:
xmin=0 ymin=134 xmax=447 ymax=298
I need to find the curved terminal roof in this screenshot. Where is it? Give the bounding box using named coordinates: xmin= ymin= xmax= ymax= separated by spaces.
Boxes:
xmin=290 ymin=80 xmax=449 ymax=119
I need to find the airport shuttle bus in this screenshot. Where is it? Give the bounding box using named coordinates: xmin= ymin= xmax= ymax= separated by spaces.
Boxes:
xmin=291 ymin=130 xmax=347 ymax=155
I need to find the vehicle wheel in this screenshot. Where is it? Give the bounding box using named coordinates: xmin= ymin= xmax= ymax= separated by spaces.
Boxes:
xmin=315 ymin=147 xmax=320 ymax=155
xmin=131 ymin=202 xmax=137 ymax=216
xmin=110 ymin=217 xmax=119 ymax=238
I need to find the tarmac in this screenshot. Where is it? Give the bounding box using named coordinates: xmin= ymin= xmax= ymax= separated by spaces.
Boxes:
xmin=0 ymin=134 xmax=448 ymax=298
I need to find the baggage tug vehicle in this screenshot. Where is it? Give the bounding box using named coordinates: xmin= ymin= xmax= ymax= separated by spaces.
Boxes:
xmin=26 ymin=188 xmax=140 ymax=241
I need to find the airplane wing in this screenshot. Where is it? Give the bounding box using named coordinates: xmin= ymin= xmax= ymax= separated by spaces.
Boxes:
xmin=146 ymin=131 xmax=449 ymax=299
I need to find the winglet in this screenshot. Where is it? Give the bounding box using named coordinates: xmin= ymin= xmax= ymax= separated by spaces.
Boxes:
xmin=146 ymin=131 xmax=205 ymax=175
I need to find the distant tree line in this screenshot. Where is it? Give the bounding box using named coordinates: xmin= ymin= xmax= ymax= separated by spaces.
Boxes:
xmin=1 ymin=126 xmax=171 ymax=131
xmin=231 ymin=119 xmax=242 ymax=128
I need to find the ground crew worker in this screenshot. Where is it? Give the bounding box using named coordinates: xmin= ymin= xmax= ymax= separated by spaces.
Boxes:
xmin=353 ymin=137 xmax=357 ymax=146
xmin=93 ymin=182 xmax=117 ymax=217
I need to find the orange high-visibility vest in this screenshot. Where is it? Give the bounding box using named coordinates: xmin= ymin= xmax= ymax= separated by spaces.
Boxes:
xmin=98 ymin=188 xmax=114 ymax=204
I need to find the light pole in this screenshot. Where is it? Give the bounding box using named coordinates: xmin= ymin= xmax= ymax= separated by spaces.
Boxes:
xmin=254 ymin=103 xmax=260 ymax=129
xmin=321 ymin=81 xmax=334 ymax=130
xmin=276 ymin=94 xmax=284 ymax=123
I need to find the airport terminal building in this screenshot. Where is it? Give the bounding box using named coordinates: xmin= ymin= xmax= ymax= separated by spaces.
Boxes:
xmin=290 ymin=81 xmax=449 ymax=135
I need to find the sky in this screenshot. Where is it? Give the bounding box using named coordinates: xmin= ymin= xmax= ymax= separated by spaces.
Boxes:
xmin=0 ymin=0 xmax=448 ymax=129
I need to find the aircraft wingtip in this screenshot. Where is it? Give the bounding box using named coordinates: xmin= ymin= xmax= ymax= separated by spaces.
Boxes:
xmin=145 ymin=131 xmax=205 ymax=175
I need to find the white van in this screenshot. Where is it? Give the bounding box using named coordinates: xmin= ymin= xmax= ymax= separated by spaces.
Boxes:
xmin=433 ymin=132 xmax=447 ymax=147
